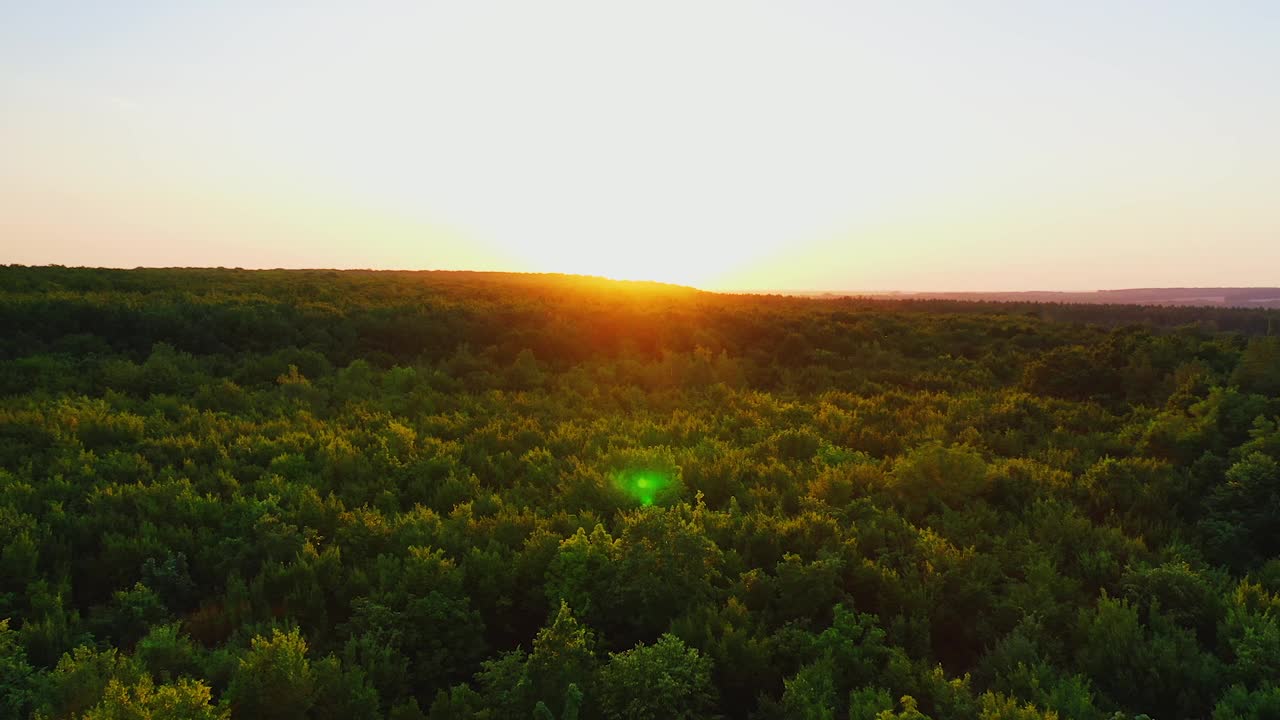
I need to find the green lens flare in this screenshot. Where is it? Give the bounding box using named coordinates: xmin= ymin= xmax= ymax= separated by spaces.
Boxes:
xmin=616 ymin=470 xmax=669 ymax=507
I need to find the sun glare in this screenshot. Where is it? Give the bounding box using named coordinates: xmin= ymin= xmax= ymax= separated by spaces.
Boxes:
xmin=3 ymin=2 xmax=1278 ymax=289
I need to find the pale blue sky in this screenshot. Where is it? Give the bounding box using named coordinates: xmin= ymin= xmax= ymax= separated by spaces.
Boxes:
xmin=3 ymin=1 xmax=1278 ymax=290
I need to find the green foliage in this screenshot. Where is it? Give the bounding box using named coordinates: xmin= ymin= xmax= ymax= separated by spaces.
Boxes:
xmin=888 ymin=443 xmax=988 ymax=519
xmin=39 ymin=645 xmax=146 ymax=719
xmin=779 ymin=662 xmax=834 ymax=720
xmin=312 ymin=654 xmax=382 ymax=720
xmin=466 ymin=602 xmax=596 ymax=720
xmin=1219 ymin=580 xmax=1280 ymax=689
xmin=1212 ymin=684 xmax=1280 ymax=720
xmin=223 ymin=629 xmax=315 ymax=720
xmin=1074 ymin=593 xmax=1222 ymax=718
xmin=1021 ymin=345 xmax=1122 ymax=402
xmin=848 ymin=687 xmax=896 ymax=720
xmin=1120 ymin=561 xmax=1222 ymax=640
xmin=871 ymin=695 xmax=932 ymax=720
xmin=546 ymin=526 xmax=620 ymax=627
xmin=82 ymin=675 xmax=228 ymax=720
xmin=2 ymin=267 xmax=1280 ymax=718
xmin=89 ymin=583 xmax=172 ymax=649
xmin=134 ymin=623 xmax=202 ymax=683
xmin=1202 ymin=452 xmax=1280 ymax=568
xmin=1230 ymin=337 xmax=1280 ymax=397
xmin=977 ymin=691 xmax=1058 ymax=720
xmin=526 ymin=603 xmax=596 ymax=717
xmin=0 ymin=619 xmax=36 ymax=720
xmin=595 ymin=634 xmax=716 ymax=720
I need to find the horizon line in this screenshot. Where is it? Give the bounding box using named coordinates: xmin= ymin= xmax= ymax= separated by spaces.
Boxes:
xmin=7 ymin=262 xmax=1280 ymax=297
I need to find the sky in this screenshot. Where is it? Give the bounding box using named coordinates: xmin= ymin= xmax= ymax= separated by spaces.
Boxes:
xmin=2 ymin=1 xmax=1278 ymax=291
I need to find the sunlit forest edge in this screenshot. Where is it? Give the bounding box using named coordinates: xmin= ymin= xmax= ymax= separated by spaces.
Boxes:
xmin=3 ymin=265 xmax=1280 ymax=719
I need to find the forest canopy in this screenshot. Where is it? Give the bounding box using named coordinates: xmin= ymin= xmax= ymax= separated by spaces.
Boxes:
xmin=2 ymin=266 xmax=1280 ymax=719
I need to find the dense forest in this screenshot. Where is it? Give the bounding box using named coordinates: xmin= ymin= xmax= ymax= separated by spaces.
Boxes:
xmin=3 ymin=265 xmax=1280 ymax=720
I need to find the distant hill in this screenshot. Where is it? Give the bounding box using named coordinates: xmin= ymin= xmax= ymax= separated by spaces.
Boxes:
xmin=803 ymin=287 xmax=1280 ymax=309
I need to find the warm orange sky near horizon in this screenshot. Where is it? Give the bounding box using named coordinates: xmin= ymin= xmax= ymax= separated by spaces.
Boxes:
xmin=2 ymin=2 xmax=1279 ymax=291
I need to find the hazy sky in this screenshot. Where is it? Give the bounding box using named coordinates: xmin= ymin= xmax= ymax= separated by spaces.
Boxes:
xmin=3 ymin=1 xmax=1278 ymax=291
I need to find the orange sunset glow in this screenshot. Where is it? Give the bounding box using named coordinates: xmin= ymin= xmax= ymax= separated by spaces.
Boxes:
xmin=5 ymin=4 xmax=1280 ymax=718
xmin=4 ymin=2 xmax=1278 ymax=291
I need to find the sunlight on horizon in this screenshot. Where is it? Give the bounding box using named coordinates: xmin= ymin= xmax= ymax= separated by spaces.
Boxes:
xmin=2 ymin=1 xmax=1279 ymax=291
